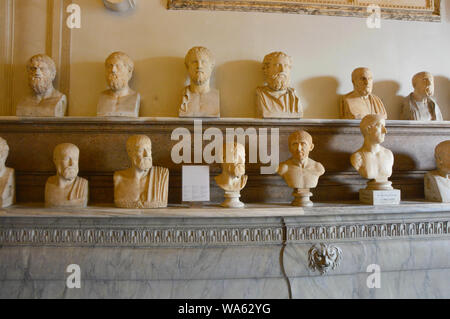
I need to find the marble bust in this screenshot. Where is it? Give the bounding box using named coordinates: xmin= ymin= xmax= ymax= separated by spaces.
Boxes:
xmin=425 ymin=140 xmax=450 ymax=202
xmin=114 ymin=135 xmax=169 ymax=208
xmin=340 ymin=67 xmax=387 ymax=120
xmin=97 ymin=51 xmax=140 ymax=117
xmin=278 ymin=130 xmax=325 ymax=206
xmin=215 ymin=142 xmax=248 ymax=208
xmin=401 ymin=72 xmax=442 ymax=121
xmin=0 ymin=137 xmax=15 ymax=208
xmin=45 ymin=143 xmax=88 ymax=208
xmin=16 ymin=54 xmax=67 ymax=117
xmin=256 ymin=51 xmax=302 ymax=119
xmin=179 ymin=46 xmax=220 ymax=118
xmin=350 ymin=114 xmax=394 ymax=190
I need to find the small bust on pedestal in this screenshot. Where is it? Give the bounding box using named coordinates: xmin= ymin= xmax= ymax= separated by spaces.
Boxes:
xmin=278 ymin=130 xmax=325 ymax=207
xmin=179 ymin=46 xmax=220 ymax=118
xmin=215 ymin=142 xmax=248 ymax=208
xmin=256 ymin=51 xmax=302 ymax=118
xmin=401 ymin=72 xmax=443 ymax=121
xmin=339 ymin=67 xmax=387 ymax=120
xmin=16 ymin=54 xmax=67 ymax=117
xmin=0 ymin=137 xmax=15 ymax=208
xmin=97 ymin=52 xmax=140 ymax=117
xmin=350 ymin=114 xmax=400 ymax=205
xmin=114 ymin=135 xmax=169 ymax=208
xmin=45 ymin=143 xmax=88 ymax=208
xmin=425 ymin=140 xmax=450 ymax=202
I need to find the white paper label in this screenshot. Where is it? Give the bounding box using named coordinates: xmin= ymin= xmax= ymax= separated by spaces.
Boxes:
xmin=182 ymin=165 xmax=210 ymax=202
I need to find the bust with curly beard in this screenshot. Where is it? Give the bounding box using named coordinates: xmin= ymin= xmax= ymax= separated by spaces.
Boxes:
xmin=256 ymin=51 xmax=302 ymax=119
xmin=97 ymin=52 xmax=140 ymax=117
xmin=16 ymin=54 xmax=67 ymax=117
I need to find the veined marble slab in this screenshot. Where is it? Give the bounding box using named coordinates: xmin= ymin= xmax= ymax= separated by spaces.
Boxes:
xmin=0 ymin=202 xmax=449 ymax=298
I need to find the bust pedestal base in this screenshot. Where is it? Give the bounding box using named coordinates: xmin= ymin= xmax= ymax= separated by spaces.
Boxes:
xmin=360 ymin=188 xmax=401 ymax=205
xmin=221 ymin=191 xmax=244 ymax=208
xmin=292 ymin=188 xmax=313 ymax=207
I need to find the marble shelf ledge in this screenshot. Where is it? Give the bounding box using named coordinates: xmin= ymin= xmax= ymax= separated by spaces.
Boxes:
xmin=1 ymin=201 xmax=450 ymax=219
xmin=0 ymin=116 xmax=450 ymax=128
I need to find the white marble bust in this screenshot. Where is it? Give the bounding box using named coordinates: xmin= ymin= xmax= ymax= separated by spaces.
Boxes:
xmin=97 ymin=52 xmax=140 ymax=117
xmin=278 ymin=130 xmax=325 ymax=189
xmin=256 ymin=51 xmax=302 ymax=118
xmin=179 ymin=46 xmax=220 ymax=118
xmin=45 ymin=143 xmax=88 ymax=208
xmin=425 ymin=140 xmax=450 ymax=202
xmin=215 ymin=142 xmax=248 ymax=208
xmin=278 ymin=130 xmax=325 ymax=206
xmin=401 ymin=72 xmax=442 ymax=121
xmin=16 ymin=54 xmax=67 ymax=117
xmin=0 ymin=137 xmax=15 ymax=208
xmin=340 ymin=67 xmax=387 ymax=120
xmin=114 ymin=135 xmax=169 ymax=208
xmin=350 ymin=114 xmax=394 ymax=190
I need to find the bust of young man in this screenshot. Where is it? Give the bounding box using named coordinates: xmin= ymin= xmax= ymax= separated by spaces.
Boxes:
xmin=401 ymin=72 xmax=442 ymax=121
xmin=425 ymin=140 xmax=450 ymax=202
xmin=278 ymin=130 xmax=325 ymax=190
xmin=45 ymin=143 xmax=88 ymax=208
xmin=179 ymin=46 xmax=220 ymax=118
xmin=256 ymin=51 xmax=302 ymax=118
xmin=350 ymin=114 xmax=393 ymax=190
xmin=340 ymin=67 xmax=387 ymax=120
xmin=0 ymin=137 xmax=15 ymax=208
xmin=114 ymin=135 xmax=169 ymax=208
xmin=16 ymin=54 xmax=67 ymax=117
xmin=97 ymin=51 xmax=140 ymax=117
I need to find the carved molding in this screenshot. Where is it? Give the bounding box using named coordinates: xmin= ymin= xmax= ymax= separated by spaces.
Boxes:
xmin=0 ymin=218 xmax=448 ymax=247
xmin=287 ymin=220 xmax=450 ymax=241
xmin=0 ymin=0 xmax=14 ymax=115
xmin=46 ymin=0 xmax=72 ymax=101
xmin=0 ymin=225 xmax=284 ymax=247
xmin=167 ymin=0 xmax=441 ymax=22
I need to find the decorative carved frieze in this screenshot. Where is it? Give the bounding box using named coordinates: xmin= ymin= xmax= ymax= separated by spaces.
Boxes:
xmin=0 ymin=218 xmax=448 ymax=247
xmin=167 ymin=0 xmax=441 ymax=22
xmin=287 ymin=220 xmax=449 ymax=241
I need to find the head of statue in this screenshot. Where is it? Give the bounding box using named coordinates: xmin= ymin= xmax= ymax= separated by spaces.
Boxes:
xmin=105 ymin=51 xmax=134 ymax=91
xmin=360 ymin=114 xmax=387 ymax=145
xmin=352 ymin=67 xmax=373 ymax=97
xmin=0 ymin=137 xmax=9 ymax=170
xmin=412 ymin=71 xmax=434 ymax=98
xmin=53 ymin=143 xmax=79 ymax=182
xmin=221 ymin=142 xmax=246 ymax=178
xmin=26 ymin=54 xmax=56 ymax=95
xmin=435 ymin=140 xmax=450 ymax=174
xmin=262 ymin=51 xmax=292 ymax=91
xmin=185 ymin=46 xmax=215 ymax=86
xmin=126 ymin=135 xmax=152 ymax=172
xmin=288 ymin=130 xmax=314 ymax=162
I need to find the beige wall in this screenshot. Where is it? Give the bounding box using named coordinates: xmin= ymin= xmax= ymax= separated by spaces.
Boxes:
xmin=3 ymin=0 xmax=450 ymax=119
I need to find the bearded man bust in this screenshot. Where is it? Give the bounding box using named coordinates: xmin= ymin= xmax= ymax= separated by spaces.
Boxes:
xmin=179 ymin=46 xmax=220 ymax=118
xmin=256 ymin=51 xmax=302 ymax=119
xmin=97 ymin=51 xmax=140 ymax=117
xmin=16 ymin=54 xmax=67 ymax=117
xmin=114 ymin=135 xmax=169 ymax=208
xmin=45 ymin=143 xmax=88 ymax=208
xmin=339 ymin=67 xmax=387 ymax=120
